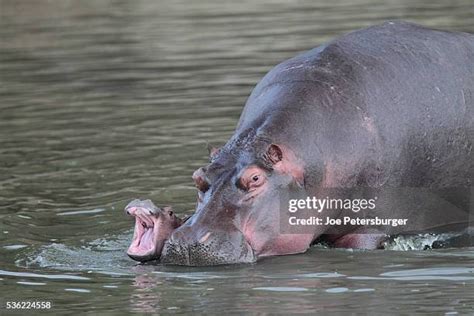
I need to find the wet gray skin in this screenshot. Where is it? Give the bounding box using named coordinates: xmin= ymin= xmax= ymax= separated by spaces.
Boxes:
xmin=125 ymin=199 xmax=183 ymax=262
xmin=121 ymin=22 xmax=474 ymax=266
xmin=158 ymin=22 xmax=473 ymax=266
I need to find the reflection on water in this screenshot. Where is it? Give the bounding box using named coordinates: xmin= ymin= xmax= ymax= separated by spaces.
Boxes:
xmin=1 ymin=0 xmax=474 ymax=314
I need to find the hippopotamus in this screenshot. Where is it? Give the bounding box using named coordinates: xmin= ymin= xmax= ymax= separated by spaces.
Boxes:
xmin=125 ymin=199 xmax=182 ymax=262
xmin=127 ymin=21 xmax=473 ymax=265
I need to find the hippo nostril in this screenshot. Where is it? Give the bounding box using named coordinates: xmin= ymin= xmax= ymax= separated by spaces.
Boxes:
xmin=126 ymin=208 xmax=135 ymax=216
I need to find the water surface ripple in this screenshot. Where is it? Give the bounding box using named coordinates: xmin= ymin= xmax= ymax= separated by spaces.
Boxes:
xmin=1 ymin=0 xmax=473 ymax=314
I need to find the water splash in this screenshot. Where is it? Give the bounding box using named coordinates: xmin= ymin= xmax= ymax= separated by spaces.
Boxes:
xmin=16 ymin=233 xmax=134 ymax=276
xmin=383 ymin=233 xmax=464 ymax=251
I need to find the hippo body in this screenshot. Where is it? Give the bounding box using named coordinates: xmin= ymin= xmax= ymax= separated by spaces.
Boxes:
xmin=238 ymin=21 xmax=473 ymax=193
xmin=129 ymin=22 xmax=474 ymax=265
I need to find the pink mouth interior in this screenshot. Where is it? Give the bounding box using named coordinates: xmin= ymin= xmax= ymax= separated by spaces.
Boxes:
xmin=127 ymin=207 xmax=158 ymax=257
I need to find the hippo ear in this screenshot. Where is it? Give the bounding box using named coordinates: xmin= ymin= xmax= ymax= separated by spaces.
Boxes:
xmin=206 ymin=143 xmax=220 ymax=158
xmin=266 ymin=144 xmax=304 ymax=187
xmin=266 ymin=144 xmax=283 ymax=165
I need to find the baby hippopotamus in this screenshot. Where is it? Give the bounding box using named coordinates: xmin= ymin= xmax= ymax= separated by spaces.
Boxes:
xmin=125 ymin=199 xmax=183 ymax=262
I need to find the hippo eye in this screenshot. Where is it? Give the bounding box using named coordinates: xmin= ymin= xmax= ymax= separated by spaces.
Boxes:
xmin=248 ymin=173 xmax=265 ymax=189
xmin=237 ymin=166 xmax=266 ymax=192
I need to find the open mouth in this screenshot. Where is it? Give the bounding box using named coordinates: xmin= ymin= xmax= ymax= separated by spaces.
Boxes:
xmin=126 ymin=205 xmax=161 ymax=262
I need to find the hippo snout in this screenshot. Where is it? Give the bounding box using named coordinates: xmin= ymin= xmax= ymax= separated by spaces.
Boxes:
xmin=160 ymin=228 xmax=256 ymax=266
xmin=125 ymin=199 xmax=161 ymax=216
xmin=124 ymin=199 xmax=182 ymax=263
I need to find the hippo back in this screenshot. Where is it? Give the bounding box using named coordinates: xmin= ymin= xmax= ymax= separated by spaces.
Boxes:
xmin=235 ymin=21 xmax=474 ymax=188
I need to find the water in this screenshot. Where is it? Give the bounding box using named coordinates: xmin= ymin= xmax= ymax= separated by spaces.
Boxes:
xmin=1 ymin=0 xmax=473 ymax=314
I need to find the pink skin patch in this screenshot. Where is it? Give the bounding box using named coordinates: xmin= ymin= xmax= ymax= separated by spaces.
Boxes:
xmin=237 ymin=144 xmax=311 ymax=258
xmin=272 ymin=144 xmax=305 ymax=186
xmin=245 ymin=228 xmax=314 ymax=258
xmin=332 ymin=231 xmax=386 ymax=249
xmin=126 ymin=201 xmax=182 ymax=262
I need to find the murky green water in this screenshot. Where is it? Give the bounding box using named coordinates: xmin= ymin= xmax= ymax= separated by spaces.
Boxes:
xmin=1 ymin=0 xmax=473 ymax=314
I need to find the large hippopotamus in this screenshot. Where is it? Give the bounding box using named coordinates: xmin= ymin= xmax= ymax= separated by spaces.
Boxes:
xmin=127 ymin=21 xmax=473 ymax=265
